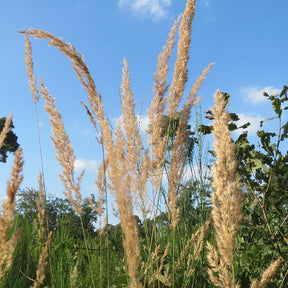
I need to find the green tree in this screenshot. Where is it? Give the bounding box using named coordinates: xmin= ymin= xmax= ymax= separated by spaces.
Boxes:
xmin=0 ymin=117 xmax=20 ymax=162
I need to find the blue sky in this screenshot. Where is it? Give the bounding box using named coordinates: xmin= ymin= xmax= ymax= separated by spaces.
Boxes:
xmin=0 ymin=0 xmax=287 ymax=202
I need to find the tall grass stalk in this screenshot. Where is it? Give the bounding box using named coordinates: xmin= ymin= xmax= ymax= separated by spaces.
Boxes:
xmin=207 ymin=90 xmax=282 ymax=288
xmin=30 ymin=231 xmax=52 ymax=288
xmin=28 ymin=172 xmax=52 ymax=287
xmin=1 ymin=122 xmax=23 ymax=282
xmin=0 ymin=142 xmax=23 ymax=284
xmin=0 ymin=113 xmax=13 ymax=149
xmin=80 ymin=100 xmax=110 ymax=286
xmin=207 ymin=90 xmax=243 ymax=288
xmin=38 ymin=80 xmax=96 ymax=288
xmin=24 ymin=35 xmax=47 ymax=199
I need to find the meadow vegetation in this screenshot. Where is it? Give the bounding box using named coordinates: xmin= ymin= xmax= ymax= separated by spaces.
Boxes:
xmin=0 ymin=0 xmax=287 ymax=287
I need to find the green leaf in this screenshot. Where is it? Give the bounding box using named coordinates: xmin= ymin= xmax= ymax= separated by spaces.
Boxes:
xmin=257 ymin=130 xmax=265 ymax=137
xmin=238 ymin=122 xmax=251 ymax=129
xmin=281 ymin=122 xmax=288 ymax=141
xmin=198 ymin=124 xmax=212 ymax=135
xmin=252 ymin=158 xmax=265 ymax=170
xmin=280 ymin=85 xmax=288 ymax=97
xmin=228 ymin=122 xmax=237 ymax=131
xmin=221 ymin=92 xmax=230 ymax=106
xmin=272 ymin=98 xmax=282 ymax=118
xmin=229 ymin=113 xmax=240 ymax=121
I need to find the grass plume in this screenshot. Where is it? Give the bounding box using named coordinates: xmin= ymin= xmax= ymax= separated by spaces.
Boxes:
xmin=0 ymin=113 xmax=13 ymax=150
xmin=39 ymin=79 xmax=83 ymax=215
xmin=207 ymin=90 xmax=243 ymax=287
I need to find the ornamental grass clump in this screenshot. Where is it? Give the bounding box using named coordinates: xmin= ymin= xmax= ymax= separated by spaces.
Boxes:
xmin=14 ymin=0 xmax=284 ymax=287
xmin=20 ymin=0 xmax=215 ymax=286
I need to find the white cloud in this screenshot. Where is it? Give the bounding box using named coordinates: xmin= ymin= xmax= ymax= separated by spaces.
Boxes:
xmin=112 ymin=114 xmax=150 ymax=134
xmin=75 ymin=158 xmax=98 ymax=173
xmin=234 ymin=113 xmax=263 ymax=135
xmin=183 ymin=164 xmax=211 ymax=182
xmin=241 ymin=85 xmax=280 ymax=104
xmin=136 ymin=114 xmax=150 ymax=133
xmin=118 ymin=0 xmax=172 ymax=20
xmin=201 ymin=0 xmax=211 ymax=7
xmin=112 ymin=114 xmax=122 ymax=129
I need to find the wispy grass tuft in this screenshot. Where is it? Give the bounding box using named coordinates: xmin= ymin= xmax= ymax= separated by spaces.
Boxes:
xmin=207 ymin=90 xmax=243 ymax=287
